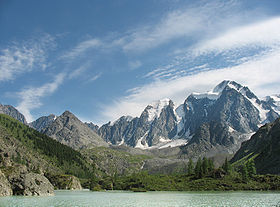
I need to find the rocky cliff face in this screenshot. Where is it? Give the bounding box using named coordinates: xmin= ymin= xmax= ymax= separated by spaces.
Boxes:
xmin=0 ymin=104 xmax=27 ymax=124
xmin=232 ymin=118 xmax=280 ymax=175
xmin=43 ymin=111 xmax=108 ymax=149
xmin=30 ymin=114 xmax=56 ymax=132
xmin=0 ymin=169 xmax=12 ymax=196
xmin=85 ymin=122 xmax=99 ymax=134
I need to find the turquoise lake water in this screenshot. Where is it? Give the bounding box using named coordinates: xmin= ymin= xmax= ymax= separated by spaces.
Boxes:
xmin=0 ymin=190 xmax=279 ymax=207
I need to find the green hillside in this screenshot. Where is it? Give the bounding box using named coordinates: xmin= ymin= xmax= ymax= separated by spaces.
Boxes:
xmin=0 ymin=114 xmax=94 ymax=179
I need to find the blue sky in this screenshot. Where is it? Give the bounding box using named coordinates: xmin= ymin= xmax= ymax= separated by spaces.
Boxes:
xmin=1 ymin=0 xmax=280 ymax=125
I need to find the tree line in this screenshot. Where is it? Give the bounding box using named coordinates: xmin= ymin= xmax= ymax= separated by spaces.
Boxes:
xmin=187 ymin=156 xmax=256 ymax=182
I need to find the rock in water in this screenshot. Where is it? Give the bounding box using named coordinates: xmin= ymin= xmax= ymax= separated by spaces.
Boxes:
xmin=46 ymin=174 xmax=82 ymax=190
xmin=0 ymin=169 xmax=12 ymax=196
xmin=23 ymin=173 xmax=54 ymax=196
xmin=7 ymin=166 xmax=54 ymax=196
xmin=68 ymin=176 xmax=82 ymax=190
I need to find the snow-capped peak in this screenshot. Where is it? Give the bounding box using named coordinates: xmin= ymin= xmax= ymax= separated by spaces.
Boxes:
xmin=218 ymin=81 xmax=270 ymax=123
xmin=189 ymin=80 xmax=272 ymax=123
xmin=146 ymin=98 xmax=171 ymax=122
xmin=212 ymin=80 xmax=242 ymax=93
xmin=263 ymin=94 xmax=280 ymax=114
xmin=109 ymin=115 xmax=134 ymax=126
xmin=190 ymin=80 xmax=242 ymax=100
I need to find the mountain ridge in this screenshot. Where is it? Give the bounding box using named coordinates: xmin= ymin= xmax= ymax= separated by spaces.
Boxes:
xmin=2 ymin=80 xmax=279 ymax=156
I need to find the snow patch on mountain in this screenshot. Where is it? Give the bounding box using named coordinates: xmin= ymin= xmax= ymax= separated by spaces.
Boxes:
xmin=185 ymin=128 xmax=193 ymax=139
xmin=191 ymin=91 xmax=220 ymax=100
xmin=191 ymin=81 xmax=243 ymax=101
xmin=135 ymin=132 xmax=149 ymax=149
xmin=247 ymin=97 xmax=269 ymax=123
xmin=265 ymin=95 xmax=280 ymax=114
xmin=228 ymin=126 xmax=235 ymax=133
xmin=159 ymin=139 xmax=188 ymax=149
xmin=118 ymin=138 xmax=125 ymax=146
xmin=174 ymin=104 xmax=185 ymax=137
xmin=159 ymin=136 xmax=171 ymax=143
xmin=109 ymin=115 xmax=133 ymax=126
xmin=146 ymin=98 xmax=171 ymax=122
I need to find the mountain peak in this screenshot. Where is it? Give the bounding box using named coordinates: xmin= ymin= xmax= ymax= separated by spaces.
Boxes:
xmin=61 ymin=110 xmax=75 ymax=118
xmin=213 ymin=80 xmax=242 ymax=93
xmin=145 ymin=98 xmax=173 ymax=122
xmin=190 ymin=80 xmax=245 ymax=101
xmin=148 ymin=98 xmax=172 ymax=108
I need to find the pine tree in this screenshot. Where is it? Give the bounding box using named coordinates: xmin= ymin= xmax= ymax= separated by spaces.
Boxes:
xmin=246 ymin=160 xmax=256 ymax=177
xmin=241 ymin=164 xmax=249 ymax=182
xmin=202 ymin=157 xmax=209 ymax=175
xmin=222 ymin=158 xmax=232 ymax=175
xmin=195 ymin=158 xmax=202 ymax=179
xmin=208 ymin=159 xmax=214 ymax=173
xmin=187 ymin=158 xmax=194 ymax=175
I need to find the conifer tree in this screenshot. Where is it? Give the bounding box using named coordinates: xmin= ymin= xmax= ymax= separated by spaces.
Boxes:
xmin=187 ymin=158 xmax=194 ymax=175
xmin=246 ymin=160 xmax=256 ymax=177
xmin=241 ymin=164 xmax=249 ymax=182
xmin=208 ymin=159 xmax=214 ymax=173
xmin=202 ymin=157 xmax=209 ymax=175
xmin=222 ymin=158 xmax=232 ymax=175
xmin=195 ymin=157 xmax=202 ymax=178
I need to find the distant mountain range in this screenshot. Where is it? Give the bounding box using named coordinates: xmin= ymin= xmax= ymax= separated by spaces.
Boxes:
xmin=97 ymin=80 xmax=279 ymax=154
xmin=1 ymin=80 xmax=279 ymax=159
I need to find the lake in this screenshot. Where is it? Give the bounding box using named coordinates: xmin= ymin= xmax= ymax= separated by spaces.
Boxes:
xmin=0 ymin=190 xmax=279 ymax=207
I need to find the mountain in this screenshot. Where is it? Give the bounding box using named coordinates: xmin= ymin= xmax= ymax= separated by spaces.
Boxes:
xmin=98 ymin=99 xmax=182 ymax=148
xmin=97 ymin=81 xmax=279 ymax=154
xmin=13 ymin=80 xmax=279 ymax=159
xmin=30 ymin=114 xmax=56 ymax=132
xmin=43 ymin=110 xmax=108 ymax=149
xmin=231 ymin=117 xmax=280 ymax=175
xmin=0 ymin=104 xmax=27 ymax=124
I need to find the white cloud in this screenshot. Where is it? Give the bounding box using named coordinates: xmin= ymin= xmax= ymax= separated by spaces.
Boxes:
xmin=143 ymin=15 xmax=280 ymax=82
xmin=88 ymin=73 xmax=102 ymax=82
xmin=61 ymin=38 xmax=101 ymax=60
xmin=194 ymin=17 xmax=280 ymax=55
xmin=120 ymin=0 xmax=260 ymax=53
xmin=68 ymin=63 xmax=91 ymax=79
xmin=0 ymin=34 xmax=55 ymax=81
xmin=16 ymin=73 xmax=65 ymax=122
xmin=100 ymin=49 xmax=280 ymax=123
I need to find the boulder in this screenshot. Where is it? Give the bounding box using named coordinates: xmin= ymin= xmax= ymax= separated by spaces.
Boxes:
xmin=0 ymin=169 xmax=12 ymax=196
xmin=46 ymin=174 xmax=82 ymax=190
xmin=7 ymin=165 xmax=54 ymax=196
